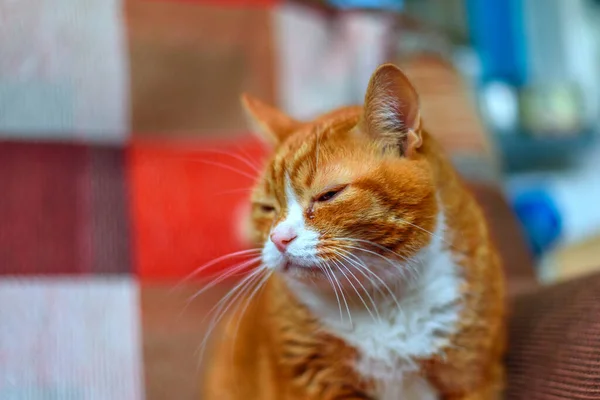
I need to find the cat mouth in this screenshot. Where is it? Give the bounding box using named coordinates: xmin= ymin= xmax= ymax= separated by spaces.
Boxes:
xmin=282 ymin=260 xmax=322 ymax=274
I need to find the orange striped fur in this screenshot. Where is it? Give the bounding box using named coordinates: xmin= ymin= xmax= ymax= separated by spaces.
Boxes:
xmin=202 ymin=64 xmax=505 ymax=399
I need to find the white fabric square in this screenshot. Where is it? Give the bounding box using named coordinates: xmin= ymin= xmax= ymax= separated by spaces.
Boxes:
xmin=0 ymin=0 xmax=129 ymax=142
xmin=0 ymin=277 xmax=143 ymax=400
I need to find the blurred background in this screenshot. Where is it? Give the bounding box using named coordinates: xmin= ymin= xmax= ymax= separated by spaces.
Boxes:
xmin=1 ymin=0 xmax=600 ymax=399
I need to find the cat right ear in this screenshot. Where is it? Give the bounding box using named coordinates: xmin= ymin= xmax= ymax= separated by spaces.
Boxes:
xmin=360 ymin=64 xmax=422 ymax=157
xmin=241 ymin=94 xmax=300 ymax=146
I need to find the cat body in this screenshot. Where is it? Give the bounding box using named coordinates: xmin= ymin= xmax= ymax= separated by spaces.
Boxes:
xmin=202 ymin=65 xmax=505 ymax=399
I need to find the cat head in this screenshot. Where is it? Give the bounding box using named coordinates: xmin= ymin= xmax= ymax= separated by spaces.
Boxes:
xmin=244 ymin=64 xmax=438 ymax=288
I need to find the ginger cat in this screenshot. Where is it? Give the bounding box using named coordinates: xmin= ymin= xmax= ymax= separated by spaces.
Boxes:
xmin=202 ymin=64 xmax=505 ymax=399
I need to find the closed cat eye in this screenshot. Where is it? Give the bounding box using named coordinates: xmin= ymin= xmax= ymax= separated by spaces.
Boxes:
xmin=259 ymin=204 xmax=276 ymax=213
xmin=315 ymin=185 xmax=348 ymax=202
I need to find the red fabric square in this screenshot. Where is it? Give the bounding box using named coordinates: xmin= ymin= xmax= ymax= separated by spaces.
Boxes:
xmin=128 ymin=135 xmax=267 ymax=281
xmin=0 ymin=142 xmax=131 ymax=275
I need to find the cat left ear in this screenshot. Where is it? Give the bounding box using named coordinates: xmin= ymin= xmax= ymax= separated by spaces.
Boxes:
xmin=241 ymin=94 xmax=300 ymax=146
xmin=360 ymin=64 xmax=422 ymax=157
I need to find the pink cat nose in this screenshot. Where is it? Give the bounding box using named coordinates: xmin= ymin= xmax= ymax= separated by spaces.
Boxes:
xmin=270 ymin=227 xmax=298 ymax=253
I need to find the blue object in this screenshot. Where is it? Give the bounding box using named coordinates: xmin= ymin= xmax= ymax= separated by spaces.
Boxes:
xmin=466 ymin=0 xmax=528 ymax=86
xmin=512 ymin=189 xmax=562 ymax=258
xmin=327 ymin=0 xmax=404 ymax=10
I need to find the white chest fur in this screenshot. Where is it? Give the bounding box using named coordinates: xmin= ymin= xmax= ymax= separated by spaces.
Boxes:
xmin=289 ymin=212 xmax=463 ymax=399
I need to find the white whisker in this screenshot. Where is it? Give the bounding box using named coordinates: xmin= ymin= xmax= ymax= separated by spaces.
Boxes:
xmin=340 ymin=244 xmax=401 ymax=270
xmin=324 ymin=262 xmax=353 ymax=327
xmin=397 ymin=218 xmax=450 ymax=246
xmin=196 ymin=266 xmax=268 ymax=367
xmin=318 ymin=260 xmax=345 ymax=324
xmin=331 ymin=258 xmax=381 ymax=323
xmin=334 ymin=248 xmax=403 ymax=310
xmin=186 ymin=158 xmax=258 ymax=181
xmin=337 ymin=242 xmax=420 ymax=284
xmin=230 ymin=270 xmax=273 ymax=356
xmin=186 ymin=257 xmax=262 ymax=303
xmin=337 ymin=238 xmax=410 ymax=262
xmin=234 ymin=142 xmax=264 ymax=171
xmin=173 ymin=248 xmax=261 ymax=290
xmin=228 ymin=270 xmax=272 ymax=394
xmin=204 ymin=148 xmax=262 ymax=174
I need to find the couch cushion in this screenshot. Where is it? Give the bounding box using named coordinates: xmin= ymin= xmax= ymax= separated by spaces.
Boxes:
xmin=507 ymin=272 xmax=600 ymax=399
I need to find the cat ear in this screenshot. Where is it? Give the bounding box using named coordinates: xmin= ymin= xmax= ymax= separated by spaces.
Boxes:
xmin=360 ymin=64 xmax=422 ymax=157
xmin=241 ymin=94 xmax=300 ymax=146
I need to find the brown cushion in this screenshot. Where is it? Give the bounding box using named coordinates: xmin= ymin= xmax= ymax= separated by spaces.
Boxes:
xmin=507 ymin=272 xmax=600 ymax=399
xmin=466 ymin=181 xmax=538 ymax=297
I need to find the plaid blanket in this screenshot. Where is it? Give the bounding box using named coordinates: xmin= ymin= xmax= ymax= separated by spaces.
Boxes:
xmin=0 ymin=136 xmax=269 ymax=398
xmin=0 ymin=1 xmax=495 ymax=398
